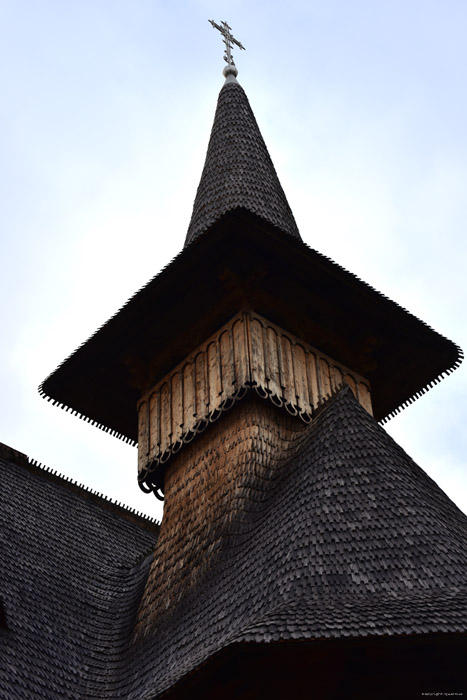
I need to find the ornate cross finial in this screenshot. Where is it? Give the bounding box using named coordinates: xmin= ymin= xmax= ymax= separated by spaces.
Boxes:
xmin=209 ymin=19 xmax=245 ymax=66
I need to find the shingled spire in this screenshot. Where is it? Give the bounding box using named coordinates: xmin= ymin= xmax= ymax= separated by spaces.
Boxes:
xmin=185 ymin=76 xmax=301 ymax=246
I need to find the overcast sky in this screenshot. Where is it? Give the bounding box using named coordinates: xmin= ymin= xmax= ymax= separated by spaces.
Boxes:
xmin=1 ymin=1 xmax=466 ymax=522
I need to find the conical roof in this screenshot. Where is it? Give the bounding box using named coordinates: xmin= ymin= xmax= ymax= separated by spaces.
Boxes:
xmin=185 ymin=79 xmax=301 ymax=245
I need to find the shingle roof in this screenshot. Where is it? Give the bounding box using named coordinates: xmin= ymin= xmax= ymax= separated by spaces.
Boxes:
xmin=2 ymin=391 xmax=466 ymax=698
xmin=184 ymin=80 xmax=301 ymax=245
xmin=127 ymin=388 xmax=467 ymax=698
xmin=0 ymin=452 xmax=158 ymax=699
xmin=39 ymin=212 xmax=462 ymax=442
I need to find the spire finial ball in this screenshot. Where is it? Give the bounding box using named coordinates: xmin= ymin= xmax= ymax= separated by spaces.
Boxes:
xmin=223 ymin=63 xmax=238 ymax=83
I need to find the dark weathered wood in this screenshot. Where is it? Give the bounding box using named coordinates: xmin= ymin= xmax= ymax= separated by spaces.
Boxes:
xmin=265 ymin=325 xmax=282 ymax=401
xmin=149 ymin=391 xmax=160 ymax=462
xmin=294 ymin=344 xmax=311 ymax=414
xmin=319 ymin=358 xmax=332 ymax=400
xmin=249 ymin=317 xmax=266 ymax=389
xmin=358 ymin=381 xmax=373 ymax=416
xmin=232 ymin=316 xmax=249 ymax=387
xmin=305 ymin=351 xmax=320 ymax=410
xmin=280 ymin=335 xmax=296 ymax=408
xmin=220 ymin=330 xmax=234 ymax=397
xmin=171 ymin=372 xmax=183 ymax=443
xmin=331 ymin=366 xmax=343 ymax=393
xmin=207 ymin=341 xmax=221 ymax=410
xmin=345 ymin=373 xmax=357 ymax=399
xmin=160 ymin=383 xmax=171 ymax=454
xmin=137 ymin=399 xmax=149 ymax=473
xmin=183 ymin=362 xmax=195 ymax=427
xmin=195 ymin=352 xmax=206 ymax=417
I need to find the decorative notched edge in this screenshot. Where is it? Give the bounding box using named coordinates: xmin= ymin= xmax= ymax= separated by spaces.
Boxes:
xmin=379 ymin=347 xmax=464 ymax=423
xmin=37 ymin=384 xmax=138 ymax=446
xmin=15 ymin=454 xmax=161 ymax=531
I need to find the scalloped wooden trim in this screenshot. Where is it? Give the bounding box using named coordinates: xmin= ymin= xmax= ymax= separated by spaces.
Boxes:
xmin=137 ymin=311 xmax=372 ymax=480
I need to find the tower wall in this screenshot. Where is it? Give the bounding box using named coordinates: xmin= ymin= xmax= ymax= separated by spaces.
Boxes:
xmin=134 ymin=395 xmax=307 ymax=638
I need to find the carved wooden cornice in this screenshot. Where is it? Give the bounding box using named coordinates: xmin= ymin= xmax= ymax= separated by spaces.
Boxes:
xmin=137 ymin=311 xmax=372 ymax=492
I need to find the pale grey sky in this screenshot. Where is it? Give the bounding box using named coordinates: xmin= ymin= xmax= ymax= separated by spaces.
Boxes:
xmin=1 ymin=1 xmax=466 ymax=521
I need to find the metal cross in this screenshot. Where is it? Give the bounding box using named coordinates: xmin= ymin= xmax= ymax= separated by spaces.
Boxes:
xmin=209 ymin=19 xmax=245 ymax=65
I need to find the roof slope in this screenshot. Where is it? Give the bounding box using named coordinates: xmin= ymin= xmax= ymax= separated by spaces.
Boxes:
xmin=40 ymin=213 xmax=462 ymax=440
xmin=184 ymin=80 xmax=301 ymax=245
xmin=0 ymin=454 xmax=158 ymax=699
xmin=128 ymin=388 xmax=467 ymax=698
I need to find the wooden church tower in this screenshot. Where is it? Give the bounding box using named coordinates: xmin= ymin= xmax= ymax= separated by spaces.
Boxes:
xmin=40 ymin=22 xmax=466 ymax=699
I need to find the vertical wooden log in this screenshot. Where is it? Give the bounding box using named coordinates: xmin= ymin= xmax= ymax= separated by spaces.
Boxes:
xmin=171 ymin=372 xmax=183 ymax=443
xmin=305 ymin=351 xmax=320 ymax=409
xmin=195 ymin=352 xmax=207 ymax=418
xmin=265 ymin=325 xmax=282 ymax=401
xmin=249 ymin=316 xmax=266 ymax=391
xmin=319 ymin=358 xmax=332 ymax=400
xmin=280 ymin=335 xmax=296 ymax=407
xmin=293 ymin=344 xmax=311 ymax=414
xmin=137 ymin=400 xmax=149 ymax=474
xmin=159 ymin=382 xmax=171 ymax=454
xmin=220 ymin=330 xmax=235 ymax=397
xmin=331 ymin=365 xmax=343 ymax=392
xmin=207 ymin=341 xmax=222 ymax=411
xmin=345 ymin=373 xmax=358 ymax=399
xmin=183 ymin=362 xmax=195 ymax=428
xmin=232 ymin=316 xmax=249 ymax=387
xmin=149 ymin=391 xmax=161 ymax=462
xmin=358 ymin=382 xmax=373 ymax=415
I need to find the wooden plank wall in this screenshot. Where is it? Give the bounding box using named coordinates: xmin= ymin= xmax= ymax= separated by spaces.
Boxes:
xmin=137 ymin=311 xmax=372 ymax=475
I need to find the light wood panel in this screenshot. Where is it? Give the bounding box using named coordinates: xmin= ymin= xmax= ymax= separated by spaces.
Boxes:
xmin=137 ymin=311 xmax=373 ymax=475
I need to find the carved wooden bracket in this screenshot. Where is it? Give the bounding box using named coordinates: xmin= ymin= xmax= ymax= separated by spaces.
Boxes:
xmin=137 ymin=311 xmax=372 ymax=484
